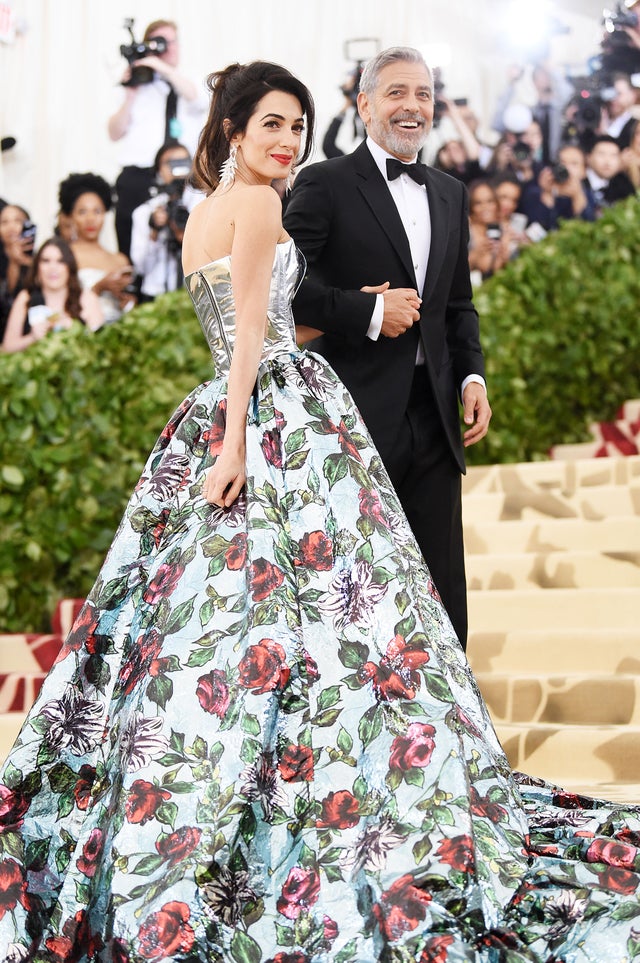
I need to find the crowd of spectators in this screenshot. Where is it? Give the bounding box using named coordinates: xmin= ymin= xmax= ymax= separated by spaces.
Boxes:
xmin=2 ymin=12 xmax=640 ymax=352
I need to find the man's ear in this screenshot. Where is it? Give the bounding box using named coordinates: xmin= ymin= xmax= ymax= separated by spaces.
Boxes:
xmin=356 ymin=91 xmax=370 ymax=127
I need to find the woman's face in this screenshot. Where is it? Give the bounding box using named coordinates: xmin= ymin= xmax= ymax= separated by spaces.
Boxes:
xmin=37 ymin=245 xmax=69 ymax=291
xmin=71 ymin=192 xmax=106 ymax=242
xmin=0 ymin=205 xmax=27 ymax=245
xmin=231 ymin=90 xmax=305 ymax=186
xmin=470 ymin=185 xmax=498 ymax=225
xmin=495 ymin=182 xmax=521 ymax=219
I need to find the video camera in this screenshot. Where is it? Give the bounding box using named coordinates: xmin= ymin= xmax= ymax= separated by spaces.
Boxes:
xmin=119 ymin=18 xmax=167 ymax=87
xmin=340 ymin=38 xmax=379 ymax=105
xmin=150 ymin=157 xmax=191 ymax=251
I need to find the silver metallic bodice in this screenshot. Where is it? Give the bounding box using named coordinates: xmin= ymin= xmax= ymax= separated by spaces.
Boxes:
xmin=184 ymin=238 xmax=304 ymax=377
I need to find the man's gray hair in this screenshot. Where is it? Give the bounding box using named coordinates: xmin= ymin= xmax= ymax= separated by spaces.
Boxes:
xmin=359 ymin=47 xmax=432 ymax=97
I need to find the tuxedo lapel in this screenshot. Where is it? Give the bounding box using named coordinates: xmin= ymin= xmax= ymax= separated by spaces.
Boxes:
xmin=422 ymin=169 xmax=450 ymax=300
xmin=351 ymin=143 xmax=417 ymax=285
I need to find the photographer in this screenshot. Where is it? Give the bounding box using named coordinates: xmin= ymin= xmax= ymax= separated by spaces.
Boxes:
xmin=130 ymin=142 xmax=202 ymax=299
xmin=321 ymin=66 xmax=365 ymax=159
xmin=0 ymin=204 xmax=35 ymax=342
xmin=107 ymin=19 xmax=207 ymax=258
xmin=518 ymin=144 xmax=596 ymax=232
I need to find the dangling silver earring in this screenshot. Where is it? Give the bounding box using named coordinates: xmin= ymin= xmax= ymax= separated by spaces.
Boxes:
xmin=286 ymin=165 xmax=296 ymax=193
xmin=219 ymin=144 xmax=238 ymax=188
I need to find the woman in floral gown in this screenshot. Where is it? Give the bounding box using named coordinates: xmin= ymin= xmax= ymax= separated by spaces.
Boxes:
xmin=1 ymin=61 xmax=640 ymax=963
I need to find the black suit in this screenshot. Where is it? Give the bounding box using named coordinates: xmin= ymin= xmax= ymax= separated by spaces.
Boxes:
xmin=284 ymin=141 xmax=485 ymax=646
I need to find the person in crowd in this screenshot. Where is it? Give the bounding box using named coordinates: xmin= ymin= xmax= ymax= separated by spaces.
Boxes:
xmin=604 ymin=73 xmax=639 ymax=149
xmin=484 ymin=130 xmax=539 ymax=185
xmin=432 ymin=99 xmax=484 ymax=183
xmin=621 ymin=116 xmax=640 ymax=188
xmin=518 ymin=144 xmax=596 ymax=232
xmin=130 ymin=141 xmax=203 ymax=300
xmin=321 ymin=65 xmax=365 ymax=158
xmin=58 ymin=172 xmax=136 ymax=326
xmin=3 ymin=55 xmax=640 ymax=963
xmin=285 ymin=46 xmax=491 ymax=648
xmin=1 ymin=236 xmax=102 ymax=352
xmin=107 ymin=19 xmax=208 ymax=258
xmin=584 ymin=133 xmax=636 ymax=214
xmin=53 ymin=209 xmax=76 ymax=244
xmin=492 ymin=62 xmax=573 ymax=166
xmin=467 ymin=179 xmax=515 ymax=278
xmin=0 ymin=203 xmax=34 ymax=342
xmin=492 ymin=173 xmax=529 ymax=256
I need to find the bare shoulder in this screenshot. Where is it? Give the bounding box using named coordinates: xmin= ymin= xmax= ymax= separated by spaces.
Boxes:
xmin=235 ymin=185 xmax=282 ymax=219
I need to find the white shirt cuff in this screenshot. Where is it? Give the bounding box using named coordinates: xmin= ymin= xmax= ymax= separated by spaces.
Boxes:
xmin=461 ymin=374 xmax=487 ymax=395
xmin=366 ymin=294 xmax=384 ymax=340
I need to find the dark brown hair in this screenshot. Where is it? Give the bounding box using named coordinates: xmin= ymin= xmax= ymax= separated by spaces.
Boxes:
xmin=28 ymin=237 xmax=82 ymax=320
xmin=191 ymin=61 xmax=315 ymax=193
xmin=143 ymin=19 xmax=177 ymax=41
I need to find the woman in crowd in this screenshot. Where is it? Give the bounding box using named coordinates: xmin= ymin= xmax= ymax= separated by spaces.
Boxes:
xmin=1 ymin=236 xmax=102 ymax=352
xmin=621 ymin=117 xmax=640 ymax=189
xmin=2 ymin=58 xmax=640 ymax=963
xmin=467 ymin=178 xmax=514 ymax=279
xmin=0 ymin=203 xmax=34 ymax=341
xmin=58 ymin=172 xmax=136 ymax=326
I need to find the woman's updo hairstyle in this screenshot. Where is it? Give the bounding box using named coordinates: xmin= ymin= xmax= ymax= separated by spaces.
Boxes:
xmin=191 ymin=61 xmax=315 ymax=193
xmin=58 ymin=172 xmax=114 ymax=216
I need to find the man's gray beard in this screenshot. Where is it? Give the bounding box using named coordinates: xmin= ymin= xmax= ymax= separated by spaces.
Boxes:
xmin=372 ymin=120 xmax=429 ymax=158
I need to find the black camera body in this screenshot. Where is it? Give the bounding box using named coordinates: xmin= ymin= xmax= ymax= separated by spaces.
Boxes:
xmin=150 ymin=158 xmax=191 ymax=252
xmin=120 ymin=18 xmax=167 ymax=87
xmin=551 ymin=162 xmax=570 ymax=184
xmin=21 ymin=220 xmax=37 ymax=250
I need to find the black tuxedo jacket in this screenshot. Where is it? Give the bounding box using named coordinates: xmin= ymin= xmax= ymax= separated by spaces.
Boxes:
xmin=284 ymin=141 xmax=484 ymax=474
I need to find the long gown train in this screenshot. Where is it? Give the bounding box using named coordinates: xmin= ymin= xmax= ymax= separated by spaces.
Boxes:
xmin=1 ymin=239 xmax=640 ymax=962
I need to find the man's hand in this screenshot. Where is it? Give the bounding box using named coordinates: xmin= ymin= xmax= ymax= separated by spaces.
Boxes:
xmin=462 ymin=382 xmax=492 ymax=447
xmin=360 ymin=281 xmax=421 ymax=338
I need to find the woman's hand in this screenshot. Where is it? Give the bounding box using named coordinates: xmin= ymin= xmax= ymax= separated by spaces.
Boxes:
xmin=203 ymin=446 xmax=246 ymax=508
xmin=95 ymin=266 xmax=134 ymax=298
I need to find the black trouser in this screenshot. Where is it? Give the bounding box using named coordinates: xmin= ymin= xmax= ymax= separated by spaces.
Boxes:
xmin=380 ymin=367 xmax=468 ymax=649
xmin=114 ymin=165 xmax=156 ymax=258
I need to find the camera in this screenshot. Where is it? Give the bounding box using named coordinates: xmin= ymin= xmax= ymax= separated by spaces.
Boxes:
xmin=340 ymin=37 xmax=379 ymax=106
xmin=119 ymin=18 xmax=168 ymax=87
xmin=486 ymin=223 xmax=502 ymax=241
xmin=512 ymin=141 xmax=532 ymax=163
xmin=151 ymin=157 xmax=191 ymax=251
xmin=603 ymin=2 xmax=639 ymax=33
xmin=551 ymin=162 xmax=570 ymax=184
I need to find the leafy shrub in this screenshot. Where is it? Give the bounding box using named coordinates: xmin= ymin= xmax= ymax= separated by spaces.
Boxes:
xmin=0 ymin=292 xmax=212 ymax=631
xmin=469 ymin=195 xmax=640 ymax=465
xmin=1 ymin=197 xmax=639 ymax=630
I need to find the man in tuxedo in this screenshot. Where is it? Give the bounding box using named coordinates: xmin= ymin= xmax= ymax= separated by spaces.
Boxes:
xmin=284 ymin=46 xmax=491 ymax=648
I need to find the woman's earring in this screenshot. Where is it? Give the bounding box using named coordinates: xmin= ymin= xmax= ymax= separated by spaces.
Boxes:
xmin=286 ymin=165 xmax=296 ymax=193
xmin=219 ymin=144 xmax=238 ymax=189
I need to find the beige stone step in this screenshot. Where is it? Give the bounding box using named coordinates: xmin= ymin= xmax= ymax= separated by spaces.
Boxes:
xmin=464 ymin=516 xmax=640 ymax=555
xmin=462 ymin=485 xmax=640 ymax=524
xmin=475 ymin=673 xmax=640 ymax=726
xmin=0 ymin=713 xmax=26 ymax=762
xmin=495 ymin=721 xmax=640 ymax=786
xmin=468 ymin=587 xmax=640 ymax=632
xmin=468 ymin=629 xmax=640 ymax=675
xmin=464 ymin=455 xmax=640 ymax=495
xmin=466 ymin=550 xmax=640 ymax=590
xmin=621 ymin=399 xmax=640 ymax=422
xmin=559 ymin=782 xmax=640 ymax=804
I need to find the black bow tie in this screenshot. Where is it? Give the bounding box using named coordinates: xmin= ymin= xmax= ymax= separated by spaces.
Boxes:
xmin=386 ymin=157 xmax=427 ymax=186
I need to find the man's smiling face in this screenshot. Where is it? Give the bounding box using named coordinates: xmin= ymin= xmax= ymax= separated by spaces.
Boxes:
xmin=357 ymin=59 xmax=434 ymax=161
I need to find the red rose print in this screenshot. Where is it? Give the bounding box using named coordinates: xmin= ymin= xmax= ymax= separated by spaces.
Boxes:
xmin=435 ymin=835 xmax=475 ymax=873
xmin=359 ymin=660 xmax=416 ymax=701
xmin=249 ymin=558 xmax=285 ymax=602
xmin=261 ymin=429 xmax=284 ymax=468
xmin=303 ymin=650 xmax=320 ymax=684
xmin=152 ymin=508 xmax=171 ymax=549
xmin=156 ymin=826 xmax=202 ymax=865
xmin=389 ymin=723 xmax=436 ymax=774
xmin=586 ymin=837 xmax=638 ymax=869
xmin=73 ymin=765 xmax=97 ymax=812
xmin=358 ymin=487 xmax=386 ymax=525
xmin=276 ymin=866 xmax=321 ymax=919
xmin=373 ymin=873 xmax=432 ymax=940
xmin=56 ymin=601 xmax=100 ymax=663
xmin=112 ymin=938 xmax=131 ymax=963
xmin=125 ymin=780 xmax=171 ymax=824
xmin=143 ymin=561 xmax=185 ymax=604
xmin=44 ymin=935 xmax=73 ymax=961
xmin=268 ymin=954 xmax=308 ymax=963
xmin=138 ymin=901 xmax=195 ymax=959
xmin=323 ymin=915 xmax=339 ymax=941
xmin=298 ymin=531 xmax=334 ymax=571
xmin=0 ymin=784 xmax=29 ymax=830
xmin=118 ymin=629 xmax=164 ymax=695
xmin=225 ymin=532 xmax=248 ymax=570
xmin=317 ymin=790 xmax=360 ymax=829
xmin=238 ymin=639 xmax=290 ymax=694
xmin=197 ymin=669 xmax=231 ymax=718
xmin=470 ymin=787 xmax=508 ymax=824
xmin=598 ymin=865 xmax=638 ymax=894
xmin=77 ymin=828 xmax=104 ymax=877
xmin=278 ymin=744 xmax=315 ymax=782
xmin=617 ymin=828 xmax=640 ymax=847
xmin=337 ymin=420 xmax=362 ymax=461
xmin=201 ymin=400 xmax=227 ymax=458
xmin=420 ymin=934 xmax=455 ymax=963
xmin=385 ymin=635 xmax=430 ymax=674
xmin=0 ymin=858 xmax=29 ymax=920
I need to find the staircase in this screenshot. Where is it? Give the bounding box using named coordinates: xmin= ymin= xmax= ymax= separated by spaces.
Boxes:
xmin=463 ymin=453 xmax=640 ymax=803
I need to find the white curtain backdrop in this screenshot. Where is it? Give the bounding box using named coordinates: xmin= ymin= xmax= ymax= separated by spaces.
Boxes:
xmin=0 ymin=0 xmax=603 ymax=247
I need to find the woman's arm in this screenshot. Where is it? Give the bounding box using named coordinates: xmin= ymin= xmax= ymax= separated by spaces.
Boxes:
xmin=1 ymin=290 xmax=45 ymax=353
xmin=79 ymin=288 xmax=104 ymax=331
xmin=204 ymin=186 xmax=283 ymax=508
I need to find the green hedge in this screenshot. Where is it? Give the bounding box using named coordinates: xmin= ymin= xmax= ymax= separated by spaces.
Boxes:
xmin=1 ymin=196 xmax=639 ymax=631
xmin=469 ymin=194 xmax=640 ymax=465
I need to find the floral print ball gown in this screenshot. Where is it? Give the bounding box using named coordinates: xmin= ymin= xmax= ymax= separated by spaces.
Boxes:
xmin=2 ymin=238 xmax=640 ymax=963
